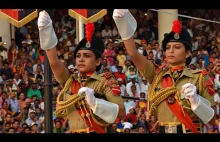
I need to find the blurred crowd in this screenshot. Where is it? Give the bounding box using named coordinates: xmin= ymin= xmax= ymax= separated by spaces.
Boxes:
xmin=0 ymin=9 xmax=220 ymax=134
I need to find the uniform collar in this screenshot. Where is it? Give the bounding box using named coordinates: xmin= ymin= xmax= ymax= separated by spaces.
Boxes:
xmin=76 ymin=71 xmax=100 ymax=81
xmin=163 ymin=66 xmax=194 ymax=78
xmin=89 ymin=71 xmax=100 ymax=80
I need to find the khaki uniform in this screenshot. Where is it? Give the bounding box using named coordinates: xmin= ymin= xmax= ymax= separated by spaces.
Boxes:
xmin=139 ymin=60 xmax=215 ymax=124
xmin=57 ymin=72 xmax=124 ymax=133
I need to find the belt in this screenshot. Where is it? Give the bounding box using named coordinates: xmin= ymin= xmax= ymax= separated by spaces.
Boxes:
xmin=159 ymin=122 xmax=183 ymax=133
xmin=71 ymin=128 xmax=96 ymax=134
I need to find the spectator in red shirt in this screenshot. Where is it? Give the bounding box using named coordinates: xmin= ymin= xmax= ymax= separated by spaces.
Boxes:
xmin=114 ymin=66 xmax=126 ymax=84
xmin=125 ymin=107 xmax=138 ymax=128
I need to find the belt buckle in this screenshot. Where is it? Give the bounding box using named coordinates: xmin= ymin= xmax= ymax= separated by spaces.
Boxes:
xmin=165 ymin=125 xmax=177 ymax=133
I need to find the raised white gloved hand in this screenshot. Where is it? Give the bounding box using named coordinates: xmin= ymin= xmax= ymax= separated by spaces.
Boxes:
xmin=113 ymin=9 xmax=137 ymax=40
xmin=181 ymin=83 xmax=214 ymax=124
xmin=78 ymin=87 xmax=119 ymax=123
xmin=181 ymin=83 xmax=199 ymax=108
xmin=38 ymin=11 xmax=51 ymax=27
xmin=37 ymin=10 xmax=57 ymax=50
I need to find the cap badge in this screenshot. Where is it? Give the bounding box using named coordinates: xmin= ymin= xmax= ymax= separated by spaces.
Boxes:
xmin=86 ymin=42 xmax=91 ymax=48
xmin=174 ymin=33 xmax=180 ymax=39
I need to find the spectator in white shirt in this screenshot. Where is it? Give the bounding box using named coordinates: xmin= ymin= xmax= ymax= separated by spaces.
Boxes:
xmin=214 ymin=88 xmax=220 ymax=115
xmin=117 ymin=78 xmax=126 ymax=96
xmin=12 ymin=72 xmax=21 ymax=90
xmin=124 ymin=100 xmax=136 ymax=115
xmin=101 ymin=25 xmax=112 ymax=38
xmin=0 ymin=47 xmax=8 ymax=61
xmin=111 ymin=60 xmax=119 ymax=73
xmin=61 ymin=15 xmax=72 ymax=30
xmin=33 ymin=59 xmax=44 ymax=73
xmin=214 ymin=74 xmax=220 ymax=90
xmin=126 ymin=76 xmax=141 ymax=98
xmin=112 ymin=25 xmax=119 ymax=38
xmin=139 ymin=77 xmax=149 ymax=100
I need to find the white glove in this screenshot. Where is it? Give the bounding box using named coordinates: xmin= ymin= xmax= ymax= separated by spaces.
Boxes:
xmin=78 ymin=87 xmax=119 ymax=123
xmin=181 ymin=83 xmax=214 ymax=124
xmin=78 ymin=87 xmax=96 ymax=108
xmin=113 ymin=9 xmax=137 ymax=40
xmin=181 ymin=83 xmax=199 ymax=108
xmin=38 ymin=11 xmax=57 ymax=50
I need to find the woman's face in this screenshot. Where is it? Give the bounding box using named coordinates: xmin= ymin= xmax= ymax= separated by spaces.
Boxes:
xmin=107 ymin=43 xmax=112 ymax=50
xmin=21 ymin=47 xmax=26 ymax=52
xmin=150 ymin=115 xmax=156 ymax=122
xmin=75 ymin=50 xmax=101 ymax=73
xmin=140 ymin=113 xmax=146 ymax=120
xmin=165 ymin=42 xmax=190 ymax=66
xmin=2 ymin=102 xmax=9 ymax=109
xmin=2 ymin=93 xmax=7 ymax=99
xmin=138 ymin=127 xmax=145 ymax=133
xmin=5 ymin=114 xmax=12 ymax=122
xmin=55 ymin=121 xmax=62 ymax=128
xmin=19 ymin=93 xmax=25 ymax=100
xmin=36 ymin=66 xmax=42 ymax=72
xmin=124 ymin=128 xmax=130 ymax=133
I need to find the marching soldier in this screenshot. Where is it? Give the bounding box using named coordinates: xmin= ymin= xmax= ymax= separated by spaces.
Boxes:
xmin=113 ymin=9 xmax=215 ymax=133
xmin=37 ymin=11 xmax=126 ymax=133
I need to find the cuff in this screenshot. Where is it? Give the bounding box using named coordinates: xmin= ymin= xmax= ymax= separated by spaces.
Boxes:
xmin=192 ymin=95 xmax=215 ymax=124
xmin=92 ymin=98 xmax=119 ymax=123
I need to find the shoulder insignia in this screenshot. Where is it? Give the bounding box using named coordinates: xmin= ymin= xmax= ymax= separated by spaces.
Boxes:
xmin=159 ymin=63 xmax=167 ymax=70
xmin=204 ymin=78 xmax=215 ymax=96
xmin=208 ymin=86 xmax=215 ymax=96
xmin=204 ymin=78 xmax=214 ymax=88
xmin=103 ymin=72 xmax=113 ymax=79
xmin=201 ymin=69 xmax=208 ymax=76
xmin=106 ymin=79 xmax=118 ymax=87
xmin=111 ymin=85 xmax=121 ymax=96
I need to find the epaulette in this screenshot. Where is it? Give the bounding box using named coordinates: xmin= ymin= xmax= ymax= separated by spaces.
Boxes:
xmin=201 ymin=69 xmax=208 ymax=76
xmin=102 ymin=72 xmax=121 ymax=96
xmin=102 ymin=72 xmax=113 ymax=79
xmin=204 ymin=78 xmax=215 ymax=96
xmin=106 ymin=79 xmax=118 ymax=87
xmin=193 ymin=69 xmax=215 ymax=96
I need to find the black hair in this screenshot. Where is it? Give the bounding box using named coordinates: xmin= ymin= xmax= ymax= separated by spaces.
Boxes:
xmin=90 ymin=50 xmax=102 ymax=72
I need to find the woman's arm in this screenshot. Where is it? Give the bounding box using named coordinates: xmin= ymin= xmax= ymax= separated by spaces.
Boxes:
xmin=38 ymin=11 xmax=70 ymax=84
xmin=113 ymin=9 xmax=155 ymax=83
xmin=45 ymin=48 xmax=69 ymax=84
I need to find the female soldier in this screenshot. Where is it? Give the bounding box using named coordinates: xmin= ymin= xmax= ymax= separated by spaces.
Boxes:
xmin=113 ymin=9 xmax=215 ymax=133
xmin=37 ymin=11 xmax=125 ymax=133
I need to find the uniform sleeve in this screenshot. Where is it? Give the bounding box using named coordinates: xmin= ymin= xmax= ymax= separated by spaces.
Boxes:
xmin=201 ymin=74 xmax=215 ymax=106
xmin=139 ymin=60 xmax=156 ymax=84
xmin=102 ymin=74 xmax=124 ymax=105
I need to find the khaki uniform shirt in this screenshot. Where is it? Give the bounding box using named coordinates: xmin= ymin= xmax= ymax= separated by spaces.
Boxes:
xmin=139 ymin=60 xmax=215 ymax=123
xmin=60 ymin=72 xmax=124 ymax=132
